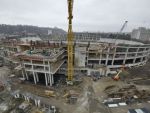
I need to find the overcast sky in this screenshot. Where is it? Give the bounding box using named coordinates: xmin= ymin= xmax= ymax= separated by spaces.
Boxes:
xmin=0 ymin=0 xmax=150 ymax=32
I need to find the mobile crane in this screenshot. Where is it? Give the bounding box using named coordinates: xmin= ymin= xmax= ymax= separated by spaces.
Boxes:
xmin=113 ymin=65 xmax=125 ymax=81
xmin=114 ymin=21 xmax=128 ymax=44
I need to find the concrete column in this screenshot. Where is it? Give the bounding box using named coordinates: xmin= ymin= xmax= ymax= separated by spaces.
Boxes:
xmin=112 ymin=47 xmax=117 ymax=65
xmin=49 ymin=74 xmax=52 ymax=86
xmin=52 ymin=74 xmax=54 ymax=84
xmin=99 ymin=54 xmax=102 ymax=65
xmin=105 ymin=69 xmax=107 ymax=76
xmin=100 ymin=68 xmax=102 ymax=76
xmin=45 ymin=73 xmax=48 ymax=86
xmin=47 ymin=74 xmax=50 ymax=84
xmin=133 ymin=58 xmax=136 ymax=64
xmin=87 ymin=69 xmax=91 ymax=76
xmin=35 ymin=99 xmax=38 ymax=106
xmin=33 ymin=72 xmax=37 ymax=84
xmin=25 ymin=71 xmax=29 ymax=80
xmin=48 ymin=60 xmax=52 ymax=86
xmin=27 ymin=97 xmax=30 ymax=102
xmin=36 ymin=73 xmax=39 ymax=82
xmin=22 ymin=70 xmax=25 ymax=79
xmin=141 ymin=57 xmax=143 ymax=62
xmin=37 ymin=100 xmax=40 ymax=107
xmin=123 ymin=48 xmax=128 ymax=64
xmin=15 ymin=94 xmax=20 ymax=98
xmin=105 ymin=48 xmax=110 ymax=65
xmin=24 ymin=96 xmax=27 ymax=100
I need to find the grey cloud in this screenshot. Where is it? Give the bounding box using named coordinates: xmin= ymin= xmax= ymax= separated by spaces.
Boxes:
xmin=0 ymin=0 xmax=150 ymax=32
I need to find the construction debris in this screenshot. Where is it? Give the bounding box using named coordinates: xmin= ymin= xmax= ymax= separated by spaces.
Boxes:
xmin=63 ymin=90 xmax=79 ymax=104
xmin=104 ymin=85 xmax=150 ymax=105
xmin=44 ymin=90 xmax=56 ymax=97
xmin=0 ymin=82 xmax=4 ymax=92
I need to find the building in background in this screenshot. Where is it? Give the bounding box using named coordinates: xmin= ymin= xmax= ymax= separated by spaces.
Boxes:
xmin=131 ymin=27 xmax=150 ymax=41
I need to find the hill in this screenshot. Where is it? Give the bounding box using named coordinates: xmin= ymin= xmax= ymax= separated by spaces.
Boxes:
xmin=0 ymin=24 xmax=66 ymax=36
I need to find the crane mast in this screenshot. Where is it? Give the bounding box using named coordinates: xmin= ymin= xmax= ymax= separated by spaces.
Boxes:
xmin=67 ymin=0 xmax=74 ymax=83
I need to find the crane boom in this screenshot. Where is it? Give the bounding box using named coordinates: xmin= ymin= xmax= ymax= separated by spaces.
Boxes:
xmin=120 ymin=21 xmax=128 ymax=33
xmin=114 ymin=21 xmax=128 ymax=44
xmin=67 ymin=0 xmax=74 ymax=83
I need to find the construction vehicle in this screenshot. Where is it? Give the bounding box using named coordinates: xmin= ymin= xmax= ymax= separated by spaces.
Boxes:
xmin=119 ymin=21 xmax=128 ymax=33
xmin=114 ymin=21 xmax=128 ymax=44
xmin=113 ymin=65 xmax=125 ymax=81
xmin=67 ymin=0 xmax=74 ymax=85
xmin=113 ymin=69 xmax=122 ymax=81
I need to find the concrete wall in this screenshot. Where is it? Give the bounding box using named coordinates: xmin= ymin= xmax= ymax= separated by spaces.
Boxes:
xmin=75 ymin=46 xmax=86 ymax=67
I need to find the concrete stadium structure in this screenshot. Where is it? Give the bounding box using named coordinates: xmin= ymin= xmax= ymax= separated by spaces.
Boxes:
xmin=0 ymin=33 xmax=150 ymax=86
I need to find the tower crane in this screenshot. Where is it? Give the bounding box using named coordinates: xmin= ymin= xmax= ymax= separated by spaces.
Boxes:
xmin=67 ymin=0 xmax=74 ymax=84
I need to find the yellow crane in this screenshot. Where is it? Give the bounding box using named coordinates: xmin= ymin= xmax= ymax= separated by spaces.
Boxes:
xmin=67 ymin=0 xmax=74 ymax=84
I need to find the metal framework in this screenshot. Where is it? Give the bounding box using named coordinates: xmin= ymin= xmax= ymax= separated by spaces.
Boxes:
xmin=67 ymin=0 xmax=74 ymax=81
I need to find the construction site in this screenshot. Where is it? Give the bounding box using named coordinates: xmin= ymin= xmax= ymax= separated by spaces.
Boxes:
xmin=0 ymin=0 xmax=150 ymax=113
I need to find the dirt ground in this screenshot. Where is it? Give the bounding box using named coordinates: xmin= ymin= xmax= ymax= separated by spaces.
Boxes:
xmin=125 ymin=60 xmax=150 ymax=80
xmin=0 ymin=66 xmax=10 ymax=84
xmin=10 ymin=74 xmax=150 ymax=113
xmin=1 ymin=61 xmax=150 ymax=113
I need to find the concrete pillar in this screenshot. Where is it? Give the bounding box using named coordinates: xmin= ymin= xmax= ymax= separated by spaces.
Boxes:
xmin=24 ymin=96 xmax=27 ymax=100
xmin=33 ymin=72 xmax=37 ymax=84
xmin=99 ymin=68 xmax=102 ymax=76
xmin=37 ymin=100 xmax=40 ymax=107
xmin=105 ymin=48 xmax=110 ymax=65
xmin=17 ymin=93 xmax=20 ymax=98
xmin=99 ymin=54 xmax=102 ymax=65
xmin=105 ymin=69 xmax=108 ymax=76
xmin=36 ymin=73 xmax=39 ymax=82
xmin=25 ymin=71 xmax=29 ymax=80
xmin=22 ymin=70 xmax=25 ymax=79
xmin=87 ymin=69 xmax=91 ymax=76
xmin=47 ymin=74 xmax=50 ymax=84
xmin=52 ymin=106 xmax=56 ymax=113
xmin=35 ymin=99 xmax=38 ymax=106
xmin=124 ymin=48 xmax=129 ymax=64
xmin=45 ymin=73 xmax=48 ymax=86
xmin=102 ymin=69 xmax=105 ymax=76
xmin=49 ymin=74 xmax=52 ymax=86
xmin=112 ymin=47 xmax=117 ymax=65
xmin=52 ymin=74 xmax=54 ymax=84
xmin=27 ymin=97 xmax=30 ymax=102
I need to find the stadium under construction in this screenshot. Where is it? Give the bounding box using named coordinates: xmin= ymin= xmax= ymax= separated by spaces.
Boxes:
xmin=0 ymin=33 xmax=150 ymax=86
